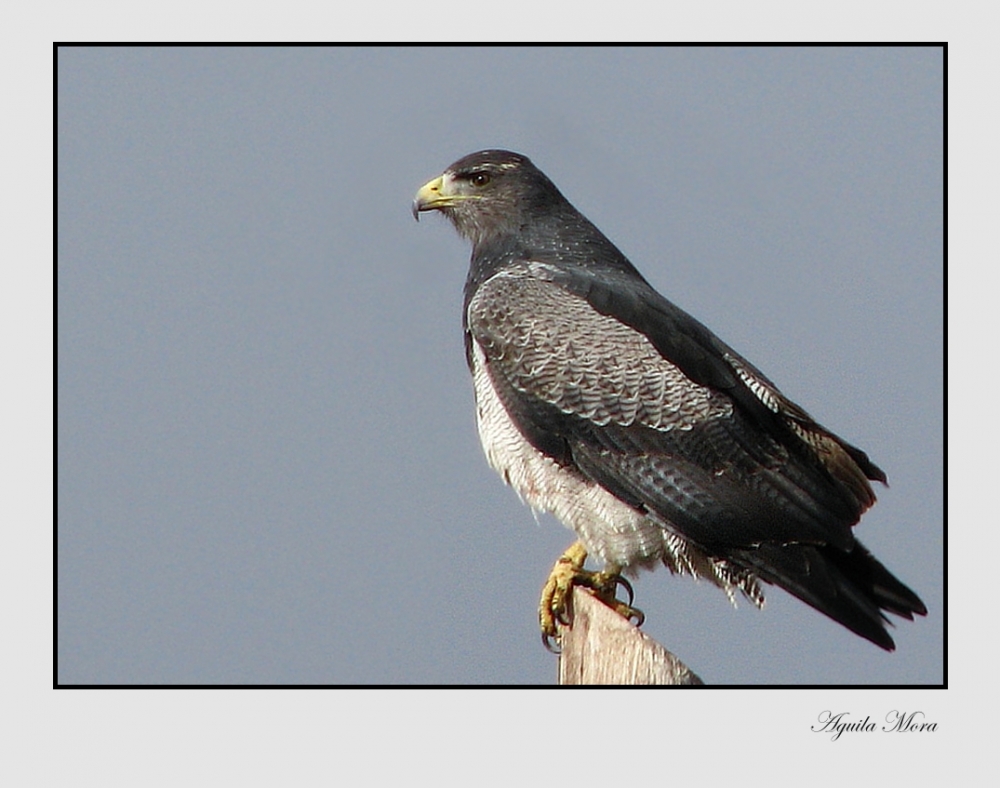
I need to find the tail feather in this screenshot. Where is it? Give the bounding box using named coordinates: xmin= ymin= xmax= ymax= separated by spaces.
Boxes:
xmin=732 ymin=540 xmax=926 ymax=651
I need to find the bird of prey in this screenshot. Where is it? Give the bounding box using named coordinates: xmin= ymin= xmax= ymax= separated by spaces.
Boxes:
xmin=413 ymin=149 xmax=926 ymax=652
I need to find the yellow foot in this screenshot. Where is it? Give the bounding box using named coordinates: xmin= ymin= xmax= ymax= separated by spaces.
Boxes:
xmin=539 ymin=541 xmax=645 ymax=652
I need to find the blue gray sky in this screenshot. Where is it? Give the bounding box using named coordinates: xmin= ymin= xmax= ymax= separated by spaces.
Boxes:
xmin=58 ymin=46 xmax=942 ymax=685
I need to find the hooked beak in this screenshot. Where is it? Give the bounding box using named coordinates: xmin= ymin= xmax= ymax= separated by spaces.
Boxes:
xmin=412 ymin=175 xmax=446 ymax=221
xmin=413 ymin=173 xmax=480 ymax=221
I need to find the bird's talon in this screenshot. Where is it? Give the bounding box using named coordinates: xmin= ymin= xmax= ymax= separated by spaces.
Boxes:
xmin=538 ymin=542 xmax=644 ymax=647
xmin=605 ymin=597 xmax=645 ymax=629
xmin=615 ymin=575 xmax=635 ymax=607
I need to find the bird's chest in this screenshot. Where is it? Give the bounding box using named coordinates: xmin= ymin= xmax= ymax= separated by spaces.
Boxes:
xmin=468 ymin=339 xmax=665 ymax=570
xmin=469 ymin=339 xmax=559 ymax=506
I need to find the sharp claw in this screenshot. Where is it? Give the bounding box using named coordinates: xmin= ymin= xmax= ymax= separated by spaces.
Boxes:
xmin=615 ymin=575 xmax=635 ymax=607
xmin=539 ymin=542 xmax=646 ymax=651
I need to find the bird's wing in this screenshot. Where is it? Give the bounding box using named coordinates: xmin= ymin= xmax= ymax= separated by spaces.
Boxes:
xmin=467 ymin=262 xmax=873 ymax=554
xmin=540 ymin=259 xmax=886 ymax=492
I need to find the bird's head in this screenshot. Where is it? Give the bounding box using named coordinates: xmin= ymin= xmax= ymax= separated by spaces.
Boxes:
xmin=413 ymin=150 xmax=565 ymax=248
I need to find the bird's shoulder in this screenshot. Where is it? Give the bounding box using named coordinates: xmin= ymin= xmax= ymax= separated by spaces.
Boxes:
xmin=467 ymin=258 xmax=767 ymax=413
xmin=468 ymin=260 xmax=732 ymax=433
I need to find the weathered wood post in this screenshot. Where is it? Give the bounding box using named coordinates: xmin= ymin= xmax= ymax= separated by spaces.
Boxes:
xmin=557 ymin=587 xmax=704 ymax=685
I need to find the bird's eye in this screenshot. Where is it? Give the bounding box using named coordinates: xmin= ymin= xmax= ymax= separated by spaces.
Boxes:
xmin=470 ymin=172 xmax=491 ymax=187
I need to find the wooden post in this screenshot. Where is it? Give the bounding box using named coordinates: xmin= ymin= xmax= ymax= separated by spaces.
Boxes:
xmin=557 ymin=587 xmax=704 ymax=685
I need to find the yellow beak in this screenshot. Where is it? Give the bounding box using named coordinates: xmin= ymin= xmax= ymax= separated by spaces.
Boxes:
xmin=412 ymin=175 xmax=447 ymax=221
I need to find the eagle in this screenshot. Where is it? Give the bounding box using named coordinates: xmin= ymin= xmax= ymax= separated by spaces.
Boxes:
xmin=413 ymin=149 xmax=926 ymax=652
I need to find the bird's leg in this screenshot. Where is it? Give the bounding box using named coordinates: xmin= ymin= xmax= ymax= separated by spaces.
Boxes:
xmin=539 ymin=541 xmax=645 ymax=651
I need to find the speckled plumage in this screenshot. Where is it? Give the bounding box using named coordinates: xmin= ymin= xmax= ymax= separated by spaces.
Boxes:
xmin=414 ymin=149 xmax=925 ymax=650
